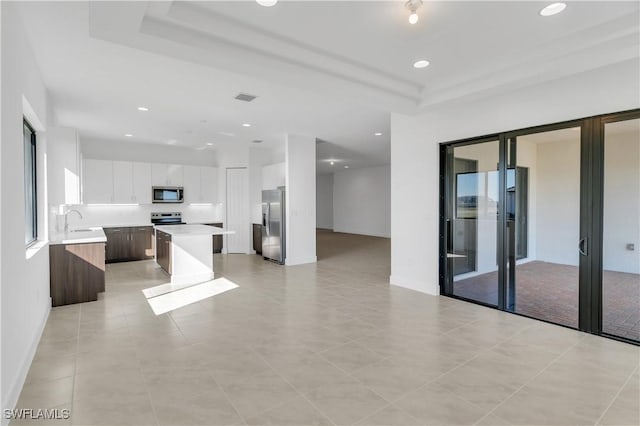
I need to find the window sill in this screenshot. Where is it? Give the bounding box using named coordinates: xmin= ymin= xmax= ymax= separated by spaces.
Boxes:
xmin=25 ymin=240 xmax=49 ymax=260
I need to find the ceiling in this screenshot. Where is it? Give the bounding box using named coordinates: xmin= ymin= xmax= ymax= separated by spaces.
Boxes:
xmin=15 ymin=1 xmax=639 ymax=174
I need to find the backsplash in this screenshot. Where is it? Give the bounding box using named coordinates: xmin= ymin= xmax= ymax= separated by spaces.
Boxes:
xmin=50 ymin=203 xmax=224 ymax=233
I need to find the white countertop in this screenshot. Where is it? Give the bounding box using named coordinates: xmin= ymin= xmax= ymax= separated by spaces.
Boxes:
xmin=50 ymin=227 xmax=107 ymax=245
xmin=100 ymin=223 xmax=152 ymax=229
xmin=154 ymin=224 xmax=234 ymax=236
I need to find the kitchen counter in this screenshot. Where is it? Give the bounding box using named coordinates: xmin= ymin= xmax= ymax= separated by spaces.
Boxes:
xmin=50 ymin=227 xmax=107 ymax=245
xmin=154 ymin=225 xmax=233 ymax=285
xmin=154 ymin=224 xmax=230 ymax=236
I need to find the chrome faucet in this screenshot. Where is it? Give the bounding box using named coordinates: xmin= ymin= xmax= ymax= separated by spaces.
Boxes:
xmin=64 ymin=209 xmax=83 ymax=232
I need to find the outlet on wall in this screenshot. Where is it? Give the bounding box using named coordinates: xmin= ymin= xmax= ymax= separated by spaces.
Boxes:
xmin=626 ymin=243 xmax=635 ymax=251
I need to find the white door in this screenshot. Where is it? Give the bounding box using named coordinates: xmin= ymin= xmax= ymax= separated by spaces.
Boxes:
xmin=225 ymin=168 xmax=249 ymax=253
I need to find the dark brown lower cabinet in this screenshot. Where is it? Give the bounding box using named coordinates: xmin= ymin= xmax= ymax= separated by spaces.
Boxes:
xmin=204 ymin=223 xmax=223 ymax=253
xmin=155 ymin=230 xmax=172 ymax=274
xmin=252 ymin=223 xmax=262 ymax=254
xmin=50 ymin=242 xmax=106 ymax=307
xmin=104 ymin=226 xmax=154 ymax=263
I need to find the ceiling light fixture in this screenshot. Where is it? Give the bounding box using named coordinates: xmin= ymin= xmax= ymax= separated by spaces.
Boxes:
xmin=344 ymin=165 xmax=349 ymax=169
xmin=206 ymin=143 xmax=214 ymax=146
xmin=413 ymin=60 xmax=430 ymax=69
xmin=374 ymin=132 xmax=382 ymax=136
xmin=330 ymin=161 xmax=335 ymax=165
xmin=256 ymin=0 xmax=278 ymax=7
xmin=540 ymin=3 xmax=566 ymax=16
xmin=242 ymin=123 xmax=251 ymax=127
xmin=137 ymin=106 xmax=149 ymax=112
xmin=124 ymin=133 xmax=133 ymax=137
xmin=405 ymin=0 xmax=423 ymax=25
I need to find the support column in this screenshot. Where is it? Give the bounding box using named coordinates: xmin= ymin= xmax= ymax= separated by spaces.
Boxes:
xmin=285 ymin=134 xmax=317 ymax=265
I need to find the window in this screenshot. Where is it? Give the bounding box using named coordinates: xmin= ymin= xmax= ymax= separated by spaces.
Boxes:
xmin=24 ymin=119 xmax=37 ymax=245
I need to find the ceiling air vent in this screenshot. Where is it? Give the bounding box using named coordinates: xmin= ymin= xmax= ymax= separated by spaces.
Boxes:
xmin=252 ymin=140 xmax=263 ymax=144
xmin=235 ymin=93 xmax=257 ymax=102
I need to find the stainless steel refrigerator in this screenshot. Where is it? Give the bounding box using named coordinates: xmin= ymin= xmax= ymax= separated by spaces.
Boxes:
xmin=261 ymin=188 xmax=286 ymax=264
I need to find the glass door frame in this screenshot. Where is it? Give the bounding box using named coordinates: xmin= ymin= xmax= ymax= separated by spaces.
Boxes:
xmin=439 ymin=108 xmax=640 ymax=344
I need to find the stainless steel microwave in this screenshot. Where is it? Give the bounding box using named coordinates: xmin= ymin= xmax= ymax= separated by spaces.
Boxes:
xmin=152 ymin=186 xmax=184 ymax=203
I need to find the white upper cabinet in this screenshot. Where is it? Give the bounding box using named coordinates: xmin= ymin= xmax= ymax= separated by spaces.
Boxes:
xmin=201 ymin=166 xmax=218 ymax=203
xmin=152 ymin=163 xmax=184 ymax=187
xmin=183 ymin=165 xmax=201 ymax=204
xmin=132 ymin=162 xmax=152 ymax=204
xmin=112 ymin=161 xmax=133 ymax=203
xmin=83 ymin=159 xmax=113 ymax=204
xmin=183 ymin=165 xmax=218 ymax=204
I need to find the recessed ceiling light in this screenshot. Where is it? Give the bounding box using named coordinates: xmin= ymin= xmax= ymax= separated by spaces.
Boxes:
xmin=219 ymin=131 xmax=235 ymax=137
xmin=374 ymin=132 xmax=382 ymax=136
xmin=137 ymin=106 xmax=149 ymax=112
xmin=242 ymin=123 xmax=251 ymax=127
xmin=344 ymin=165 xmax=349 ymax=169
xmin=413 ymin=60 xmax=430 ymax=69
xmin=330 ymin=161 xmax=335 ymax=165
xmin=124 ymin=134 xmax=133 ymax=137
xmin=540 ymin=3 xmax=566 ymax=16
xmin=167 ymin=139 xmax=178 ymax=145
xmin=256 ymin=0 xmax=277 ymax=6
xmin=206 ymin=143 xmax=214 ymax=146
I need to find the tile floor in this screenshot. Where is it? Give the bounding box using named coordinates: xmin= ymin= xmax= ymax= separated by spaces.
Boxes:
xmin=13 ymin=231 xmax=640 ymax=425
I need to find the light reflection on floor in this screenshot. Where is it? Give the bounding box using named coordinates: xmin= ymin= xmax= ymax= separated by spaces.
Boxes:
xmin=143 ymin=278 xmax=239 ymax=315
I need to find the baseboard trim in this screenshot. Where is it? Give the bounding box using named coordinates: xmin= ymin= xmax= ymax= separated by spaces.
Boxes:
xmin=285 ymin=256 xmax=317 ymax=266
xmin=2 ymin=299 xmax=51 ymax=420
xmin=389 ymin=275 xmax=439 ymax=296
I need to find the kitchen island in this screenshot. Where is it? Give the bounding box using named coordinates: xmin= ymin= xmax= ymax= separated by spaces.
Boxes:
xmin=154 ymin=224 xmax=233 ymax=285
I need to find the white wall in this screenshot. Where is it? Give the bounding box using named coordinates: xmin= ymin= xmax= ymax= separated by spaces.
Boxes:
xmin=316 ymin=174 xmax=334 ymax=230
xmin=1 ymin=2 xmax=51 ymax=414
xmin=285 ymin=134 xmax=316 ymax=265
xmin=333 ymin=165 xmax=390 ymax=238
xmin=262 ymin=162 xmax=285 ymax=190
xmin=391 ymin=58 xmax=640 ymax=295
xmin=603 ymin=129 xmax=640 ymax=273
xmin=82 ymin=138 xmax=217 ymax=166
xmin=535 ymin=139 xmax=581 ymax=267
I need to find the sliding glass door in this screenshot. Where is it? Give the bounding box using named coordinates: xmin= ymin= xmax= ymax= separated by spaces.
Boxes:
xmin=601 ymin=116 xmax=640 ymax=341
xmin=440 ymin=109 xmax=640 ymax=344
xmin=507 ymin=127 xmax=582 ymax=328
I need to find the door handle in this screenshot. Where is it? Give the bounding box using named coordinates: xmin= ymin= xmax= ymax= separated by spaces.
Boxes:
xmin=579 ymin=237 xmax=588 ymax=256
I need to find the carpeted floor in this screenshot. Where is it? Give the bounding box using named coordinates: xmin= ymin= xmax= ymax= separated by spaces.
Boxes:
xmin=453 ymin=261 xmax=639 ymax=341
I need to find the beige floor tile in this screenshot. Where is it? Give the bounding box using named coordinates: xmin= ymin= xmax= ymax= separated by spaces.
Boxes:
xmin=598 ymin=370 xmax=640 ymax=426
xmin=220 ymin=369 xmax=300 ymax=420
xmin=355 ymin=404 xmax=422 ymax=426
xmin=433 ymin=365 xmax=519 ymax=411
xmin=15 ymin=377 xmax=75 ymax=412
xmin=394 ymin=383 xmax=489 ymax=425
xmin=24 ymin=354 xmax=76 ymax=385
xmin=245 ymin=395 xmax=332 ymax=425
xmin=13 ymin=232 xmax=640 ymax=426
xmin=305 ymin=380 xmax=389 ymax=425
xmin=320 ymin=341 xmax=384 ymax=373
xmin=152 ymin=387 xmax=243 ymax=425
xmin=270 ymin=353 xmax=356 ymax=395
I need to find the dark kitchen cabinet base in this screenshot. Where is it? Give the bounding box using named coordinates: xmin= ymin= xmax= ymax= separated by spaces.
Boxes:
xmin=50 ymin=243 xmax=106 ymax=307
xmin=104 ymin=226 xmax=154 ymax=263
xmin=252 ymin=223 xmax=262 ymax=254
xmin=204 ymin=223 xmax=224 ymax=253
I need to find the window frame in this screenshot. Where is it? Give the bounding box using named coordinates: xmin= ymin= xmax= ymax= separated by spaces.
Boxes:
xmin=24 ymin=118 xmax=38 ymax=246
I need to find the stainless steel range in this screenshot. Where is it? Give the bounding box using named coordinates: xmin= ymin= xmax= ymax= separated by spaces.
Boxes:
xmin=150 ymin=212 xmax=185 ymax=226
